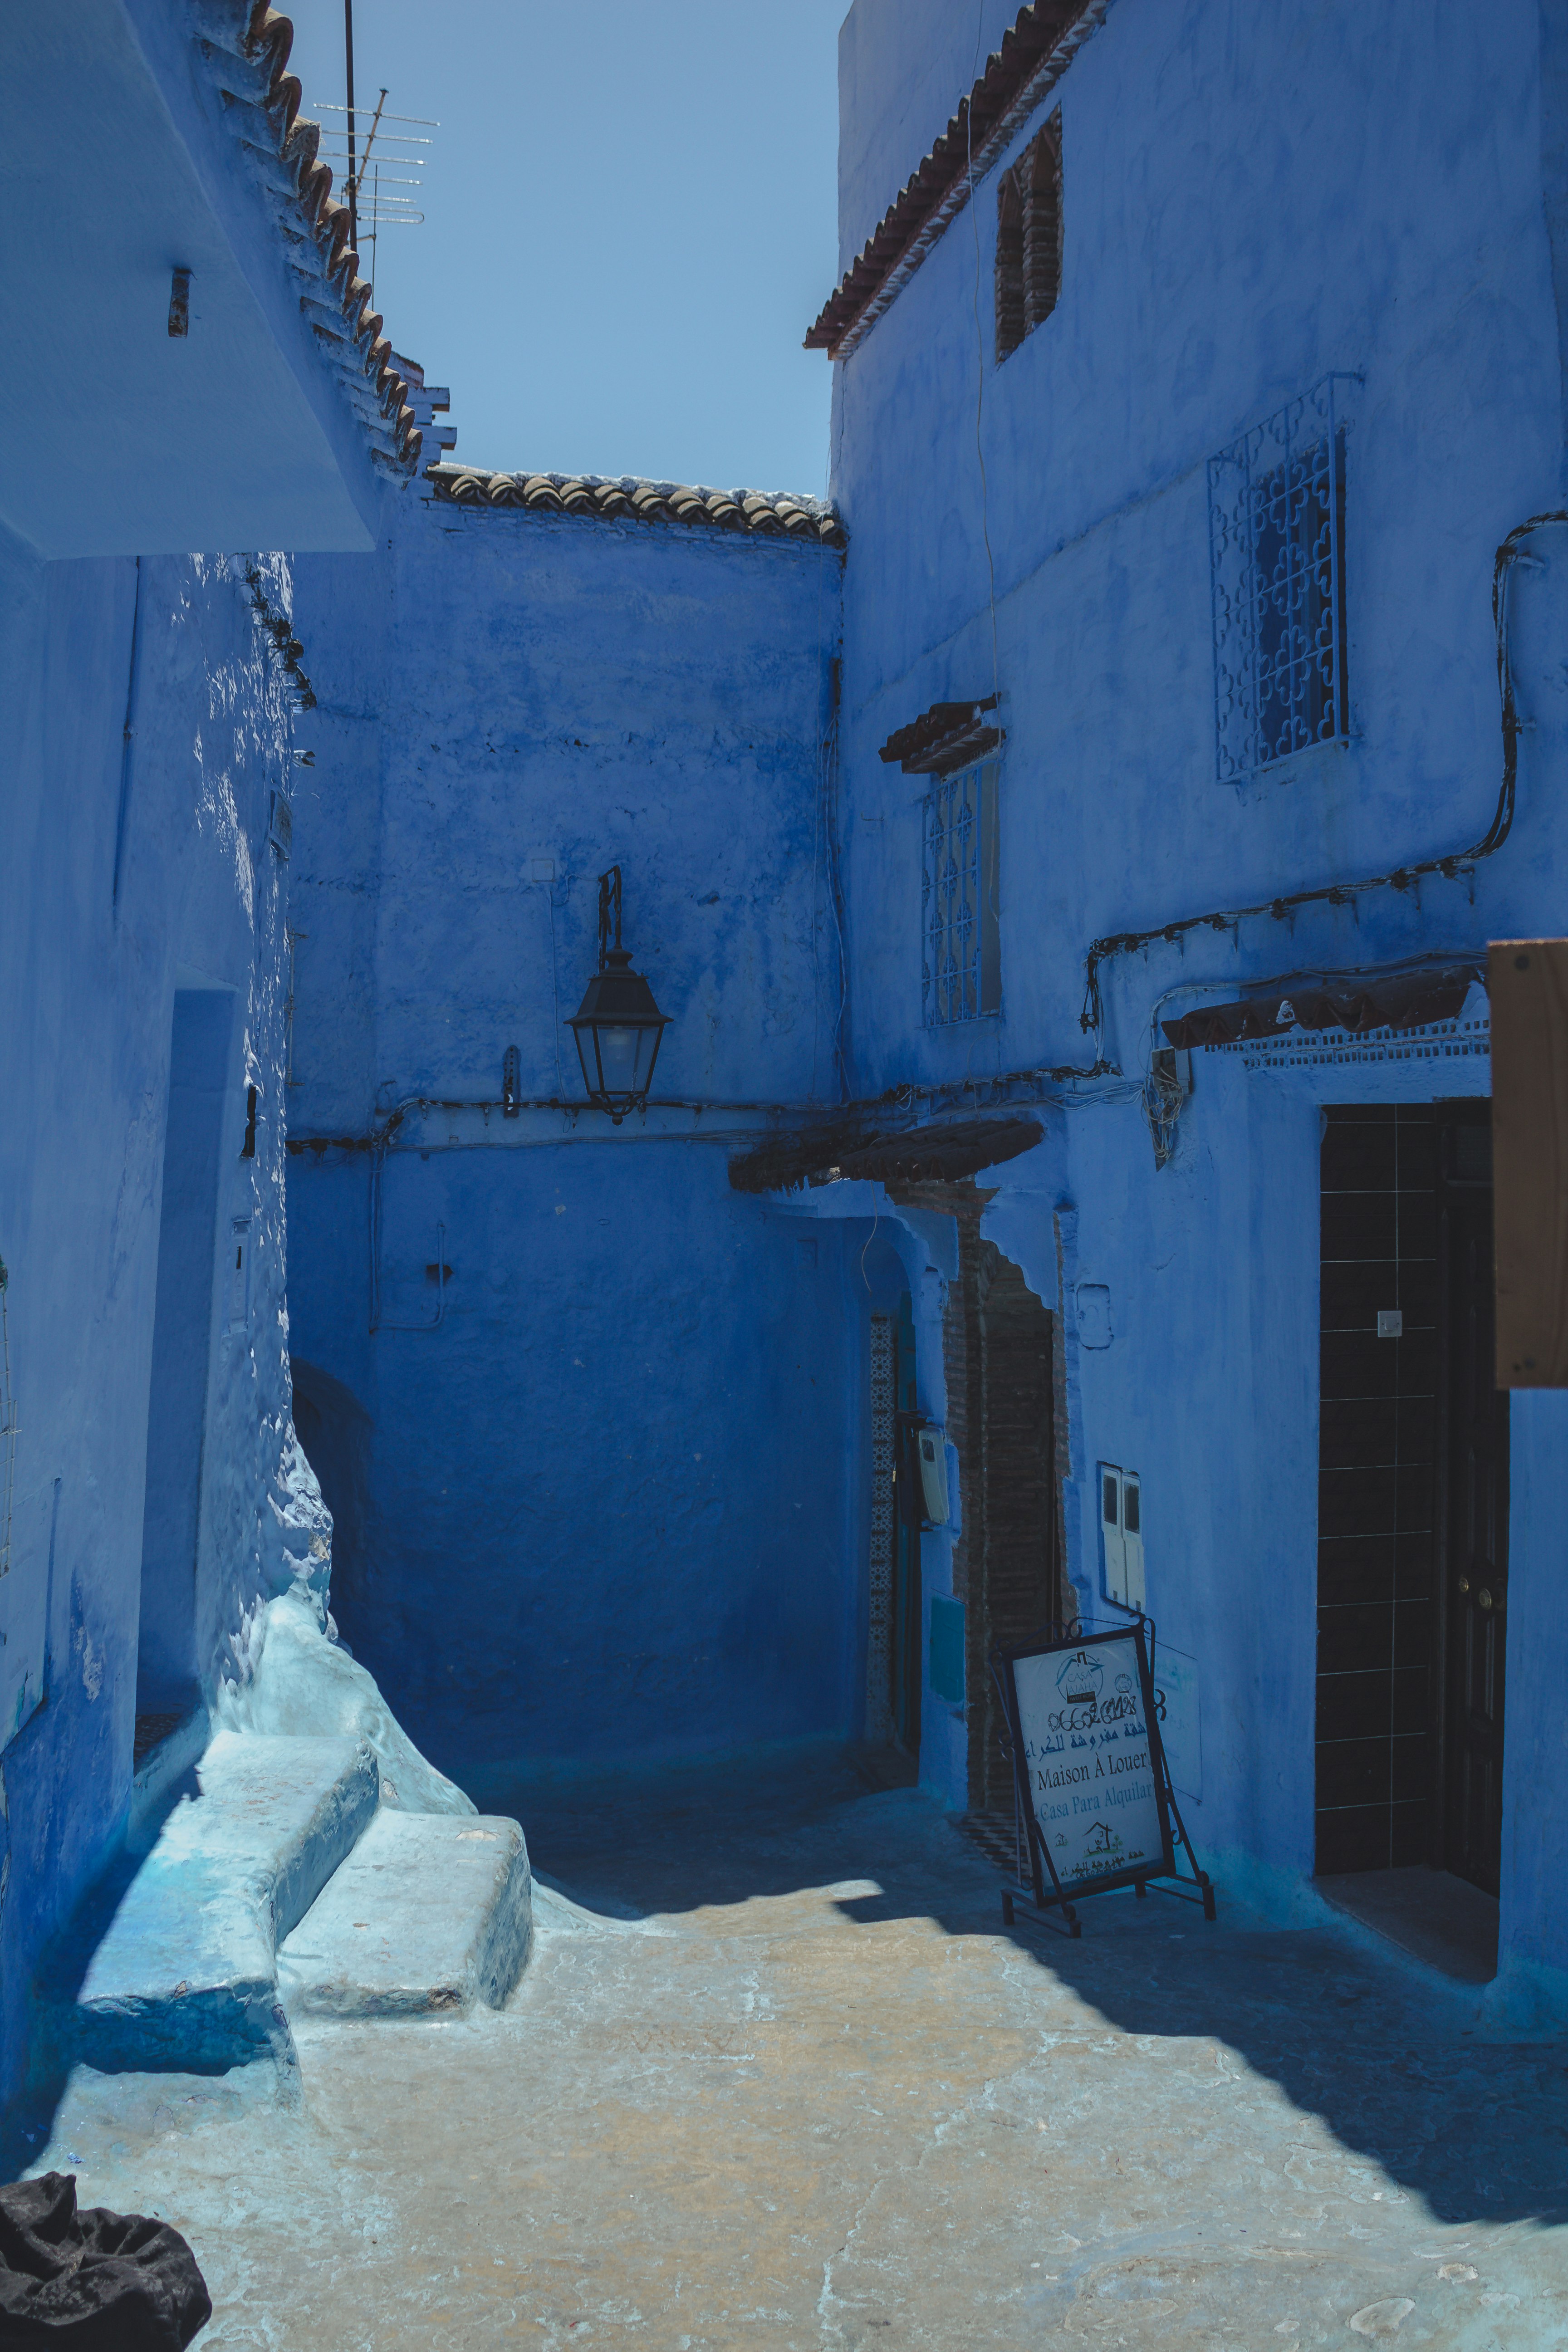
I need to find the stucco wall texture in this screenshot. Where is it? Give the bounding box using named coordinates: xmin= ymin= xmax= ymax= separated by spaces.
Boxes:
xmin=284 ymin=497 xmax=856 ymax=1775
xmin=0 ymin=532 xmax=311 ymax=2102
xmin=17 ymin=0 xmax=1568 ymax=2131
xmin=824 ymin=0 xmax=1568 ymax=2023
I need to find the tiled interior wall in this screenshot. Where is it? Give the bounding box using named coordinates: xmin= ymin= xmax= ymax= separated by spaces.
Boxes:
xmin=1315 ymin=1105 xmax=1438 ymax=1873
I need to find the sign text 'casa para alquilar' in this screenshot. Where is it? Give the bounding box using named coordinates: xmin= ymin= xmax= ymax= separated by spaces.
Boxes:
xmin=997 ymin=1623 xmax=1216 ymax=1935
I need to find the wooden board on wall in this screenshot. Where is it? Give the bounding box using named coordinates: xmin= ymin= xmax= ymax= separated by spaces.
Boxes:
xmin=1490 ymin=939 xmax=1568 ymax=1387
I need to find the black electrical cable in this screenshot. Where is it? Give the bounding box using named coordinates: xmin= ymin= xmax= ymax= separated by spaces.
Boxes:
xmin=293 ymin=517 xmax=1556 ymax=1163
xmin=240 ymin=560 xmax=316 ymax=709
xmin=1078 ymin=510 xmax=1568 ymax=1034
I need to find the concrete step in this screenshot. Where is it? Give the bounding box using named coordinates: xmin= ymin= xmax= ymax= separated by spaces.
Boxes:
xmin=276 ymin=1811 xmax=532 ymax=2018
xmin=68 ymin=1731 xmax=379 ymax=2071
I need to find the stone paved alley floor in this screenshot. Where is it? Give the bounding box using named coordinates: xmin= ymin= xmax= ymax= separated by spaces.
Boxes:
xmin=10 ymin=1744 xmax=1568 ymax=2349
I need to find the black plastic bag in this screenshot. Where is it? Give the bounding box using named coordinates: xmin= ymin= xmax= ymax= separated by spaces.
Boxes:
xmin=0 ymin=2171 xmax=211 ymax=2349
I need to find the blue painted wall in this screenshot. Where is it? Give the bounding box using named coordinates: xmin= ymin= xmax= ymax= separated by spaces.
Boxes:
xmin=0 ymin=3 xmax=380 ymax=559
xmin=0 ymin=539 xmax=306 ymax=2102
xmin=826 ymin=0 xmax=1568 ymax=2007
xmin=12 ymin=0 xmax=1564 ymax=2122
xmin=0 ymin=0 xmax=475 ymax=2120
xmin=284 ymin=491 xmax=854 ymax=1779
xmin=835 ymin=0 xmax=1019 ymax=275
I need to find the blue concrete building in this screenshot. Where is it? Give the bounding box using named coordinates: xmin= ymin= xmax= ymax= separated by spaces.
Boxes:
xmin=6 ymin=0 xmax=1568 ymax=2129
xmin=273 ymin=0 xmax=1568 ymax=2029
xmin=283 ymin=480 xmax=855 ymax=1783
xmin=809 ymin=0 xmax=1568 ymax=2022
xmin=0 ymin=3 xmax=438 ymax=2107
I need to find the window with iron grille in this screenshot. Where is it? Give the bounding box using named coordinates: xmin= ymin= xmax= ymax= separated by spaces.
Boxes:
xmin=996 ymin=113 xmax=1062 ymax=362
xmin=1208 ymin=374 xmax=1355 ymax=781
xmin=923 ymin=762 xmax=1001 ymax=1028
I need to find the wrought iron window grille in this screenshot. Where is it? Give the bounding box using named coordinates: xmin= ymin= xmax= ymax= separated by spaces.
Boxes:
xmin=996 ymin=112 xmax=1063 ymax=362
xmin=1208 ymin=374 xmax=1358 ymax=783
xmin=922 ymin=762 xmax=1002 ymax=1029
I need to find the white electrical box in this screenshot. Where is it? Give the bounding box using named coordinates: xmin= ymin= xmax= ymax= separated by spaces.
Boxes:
xmin=917 ymin=1427 xmax=950 ymax=1525
xmin=1098 ymin=1462 xmax=1125 ymax=1599
xmin=1122 ymin=1469 xmax=1145 ymax=1612
xmin=1076 ymin=1283 xmax=1113 ymax=1348
xmin=1098 ymin=1462 xmax=1145 ymax=1612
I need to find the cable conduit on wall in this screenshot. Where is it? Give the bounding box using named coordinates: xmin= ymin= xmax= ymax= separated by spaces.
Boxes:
xmin=295 ymin=517 xmax=1555 ymax=1176
xmin=1078 ymin=510 xmax=1568 ymax=1035
xmin=367 ymin=1137 xmax=447 ymax=1332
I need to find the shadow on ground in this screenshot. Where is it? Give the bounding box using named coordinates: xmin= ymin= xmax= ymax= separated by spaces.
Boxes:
xmin=467 ymin=1735 xmax=1568 ymax=2235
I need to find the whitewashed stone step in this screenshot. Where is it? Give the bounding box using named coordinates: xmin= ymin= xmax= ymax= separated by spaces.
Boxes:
xmin=71 ymin=1731 xmax=379 ymax=2071
xmin=277 ymin=1811 xmax=531 ymax=2017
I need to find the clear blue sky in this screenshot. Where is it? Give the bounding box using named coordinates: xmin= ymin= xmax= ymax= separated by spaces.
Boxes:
xmin=284 ymin=1 xmax=845 ymax=494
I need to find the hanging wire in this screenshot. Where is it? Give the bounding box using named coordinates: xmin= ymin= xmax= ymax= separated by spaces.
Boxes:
xmin=859 ymin=1206 xmax=881 ymax=1293
xmin=1079 ymin=511 xmax=1568 ymax=1036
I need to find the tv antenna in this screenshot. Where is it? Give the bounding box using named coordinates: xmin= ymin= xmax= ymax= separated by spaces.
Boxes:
xmin=314 ymin=5 xmax=435 ymax=307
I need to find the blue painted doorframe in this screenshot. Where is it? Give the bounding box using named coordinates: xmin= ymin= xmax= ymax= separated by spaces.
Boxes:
xmin=137 ymin=988 xmax=234 ymax=1713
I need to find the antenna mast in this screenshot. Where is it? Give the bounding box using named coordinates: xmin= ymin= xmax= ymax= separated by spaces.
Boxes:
xmin=343 ymin=0 xmax=358 ymax=257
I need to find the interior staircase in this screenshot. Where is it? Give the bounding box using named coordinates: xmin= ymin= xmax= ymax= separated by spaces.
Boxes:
xmin=54 ymin=1730 xmax=532 ymax=2077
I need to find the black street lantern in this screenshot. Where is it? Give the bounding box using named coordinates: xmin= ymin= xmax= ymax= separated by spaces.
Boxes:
xmin=568 ymin=867 xmax=670 ymax=1122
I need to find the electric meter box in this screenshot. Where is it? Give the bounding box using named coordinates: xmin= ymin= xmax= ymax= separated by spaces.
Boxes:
xmin=916 ymin=1426 xmax=950 ymax=1526
xmin=1098 ymin=1462 xmax=1145 ymax=1612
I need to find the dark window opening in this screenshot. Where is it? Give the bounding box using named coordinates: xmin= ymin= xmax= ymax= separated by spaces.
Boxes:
xmin=922 ymin=761 xmax=1001 ymax=1028
xmin=1208 ymin=375 xmax=1356 ymax=780
xmin=1250 ymin=427 xmax=1349 ymax=765
xmin=995 ymin=113 xmax=1063 ymax=363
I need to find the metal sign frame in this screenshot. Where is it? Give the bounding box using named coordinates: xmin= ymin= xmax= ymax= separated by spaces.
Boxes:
xmin=994 ymin=1617 xmax=1215 ymax=1937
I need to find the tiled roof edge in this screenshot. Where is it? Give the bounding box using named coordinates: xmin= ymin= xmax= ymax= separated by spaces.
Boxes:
xmin=191 ymin=2 xmax=421 ymax=471
xmin=807 ymin=0 xmax=1114 ymax=362
xmin=426 ymin=464 xmax=847 ymax=550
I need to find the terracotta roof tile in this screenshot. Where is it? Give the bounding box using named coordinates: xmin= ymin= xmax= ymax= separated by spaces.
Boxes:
xmin=427 ymin=463 xmax=846 ymax=550
xmin=807 ymin=0 xmax=1113 ymax=361
xmin=191 ymin=1 xmax=423 ymax=470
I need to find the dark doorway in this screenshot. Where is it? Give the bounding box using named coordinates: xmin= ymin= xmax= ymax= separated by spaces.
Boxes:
xmin=290 ymin=1359 xmax=374 ymax=1641
xmin=939 ymin=1216 xmax=1065 ymax=1814
xmin=862 ymin=1198 xmax=1065 ymax=1804
xmin=1314 ymin=1102 xmax=1506 ymax=1961
xmin=137 ymin=989 xmax=233 ymax=1715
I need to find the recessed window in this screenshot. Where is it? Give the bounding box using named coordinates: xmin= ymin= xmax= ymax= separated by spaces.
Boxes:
xmin=922 ymin=762 xmax=1001 ymax=1028
xmin=995 ymin=113 xmax=1063 ymax=363
xmin=1208 ymin=374 xmax=1356 ymax=780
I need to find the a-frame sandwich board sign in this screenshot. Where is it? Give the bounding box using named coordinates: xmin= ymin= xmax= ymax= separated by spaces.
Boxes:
xmin=995 ymin=1619 xmax=1216 ymax=1936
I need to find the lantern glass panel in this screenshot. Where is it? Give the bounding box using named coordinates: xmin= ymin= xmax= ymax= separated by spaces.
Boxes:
xmin=598 ymin=1025 xmax=641 ymax=1094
